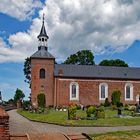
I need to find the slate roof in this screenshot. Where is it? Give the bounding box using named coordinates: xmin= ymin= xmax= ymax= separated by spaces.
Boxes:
xmin=54 ymin=64 xmax=140 ymax=80
xmin=37 ymin=20 xmax=49 ymax=39
xmin=31 ymin=46 xmax=55 ymax=59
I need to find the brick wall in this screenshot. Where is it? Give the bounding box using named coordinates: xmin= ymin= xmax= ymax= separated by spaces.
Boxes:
xmin=31 ymin=58 xmax=55 ymax=107
xmin=0 ymin=108 xmax=9 ymax=140
xmin=55 ymin=78 xmax=140 ymax=106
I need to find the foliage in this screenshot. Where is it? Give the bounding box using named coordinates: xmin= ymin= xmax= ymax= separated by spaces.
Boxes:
xmin=124 ymin=104 xmax=129 ymax=110
xmin=37 ymin=107 xmax=47 ymax=114
xmin=99 ymin=59 xmax=128 ymax=67
xmin=63 ymin=50 xmax=95 ymax=65
xmin=116 ymin=102 xmax=123 ymax=108
xmin=68 ymin=105 xmax=77 ymax=120
xmin=111 ymin=90 xmax=121 ymax=105
xmin=86 ymin=106 xmax=96 ymax=117
xmin=37 ymin=93 xmax=46 ymax=108
xmin=23 ymin=57 xmax=31 ymax=88
xmin=104 ymin=98 xmax=111 ymax=107
xmin=22 ymin=100 xmax=31 ymax=110
xmin=14 ymin=88 xmax=25 ymax=103
xmin=76 ymin=105 xmax=81 ymax=110
xmin=95 ymin=106 xmax=105 ymax=119
xmin=7 ymin=98 xmax=14 ymax=104
xmin=128 ymin=105 xmax=136 ymax=111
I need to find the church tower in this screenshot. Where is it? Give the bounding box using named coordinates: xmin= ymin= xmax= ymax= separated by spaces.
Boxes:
xmin=30 ymin=15 xmax=55 ymax=107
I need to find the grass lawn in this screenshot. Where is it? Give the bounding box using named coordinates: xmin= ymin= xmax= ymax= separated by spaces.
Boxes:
xmin=90 ymin=130 xmax=140 ymax=140
xmin=17 ymin=109 xmax=140 ymax=126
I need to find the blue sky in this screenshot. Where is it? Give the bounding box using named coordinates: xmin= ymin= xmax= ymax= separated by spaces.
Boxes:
xmin=0 ymin=0 xmax=140 ymax=101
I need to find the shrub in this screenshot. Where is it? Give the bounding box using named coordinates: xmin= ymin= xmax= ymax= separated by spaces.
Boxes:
xmin=111 ymin=90 xmax=121 ymax=105
xmin=104 ymin=98 xmax=111 ymax=107
xmin=112 ymin=105 xmax=118 ymax=110
xmin=86 ymin=106 xmax=96 ymax=117
xmin=68 ymin=105 xmax=77 ymax=120
xmin=124 ymin=104 xmax=129 ymax=110
xmin=76 ymin=105 xmax=81 ymax=110
xmin=128 ymin=105 xmax=136 ymax=111
xmin=95 ymin=106 xmax=105 ymax=119
xmin=22 ymin=100 xmax=31 ymax=110
xmin=37 ymin=107 xmax=47 ymax=114
xmin=116 ymin=102 xmax=123 ymax=108
xmin=37 ymin=93 xmax=46 ymax=108
xmin=96 ymin=111 xmax=105 ymax=119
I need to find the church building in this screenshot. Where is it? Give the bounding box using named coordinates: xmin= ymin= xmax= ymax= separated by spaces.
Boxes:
xmin=30 ymin=17 xmax=140 ymax=107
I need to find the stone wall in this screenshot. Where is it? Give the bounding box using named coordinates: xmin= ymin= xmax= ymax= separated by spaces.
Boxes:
xmin=0 ymin=108 xmax=9 ymax=140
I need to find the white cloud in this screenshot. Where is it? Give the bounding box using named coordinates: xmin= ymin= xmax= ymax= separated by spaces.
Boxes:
xmin=0 ymin=0 xmax=42 ymax=21
xmin=1 ymin=0 xmax=140 ymax=63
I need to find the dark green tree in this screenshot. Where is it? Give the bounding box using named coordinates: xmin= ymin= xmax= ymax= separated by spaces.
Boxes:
xmin=37 ymin=93 xmax=46 ymax=108
xmin=63 ymin=50 xmax=95 ymax=65
xmin=14 ymin=88 xmax=25 ymax=103
xmin=111 ymin=90 xmax=121 ymax=105
xmin=23 ymin=57 xmax=31 ymax=88
xmin=99 ymin=59 xmax=128 ymax=67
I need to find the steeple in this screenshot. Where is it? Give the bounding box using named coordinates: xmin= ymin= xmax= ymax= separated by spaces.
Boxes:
xmin=38 ymin=14 xmax=49 ymax=48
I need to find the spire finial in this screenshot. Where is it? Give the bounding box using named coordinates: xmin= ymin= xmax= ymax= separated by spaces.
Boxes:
xmin=43 ymin=13 xmax=45 ymax=24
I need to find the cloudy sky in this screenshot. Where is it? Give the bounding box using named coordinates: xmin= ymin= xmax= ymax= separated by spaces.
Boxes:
xmin=0 ymin=0 xmax=140 ymax=100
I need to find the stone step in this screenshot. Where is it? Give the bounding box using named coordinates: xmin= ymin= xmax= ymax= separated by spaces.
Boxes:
xmin=67 ymin=133 xmax=92 ymax=140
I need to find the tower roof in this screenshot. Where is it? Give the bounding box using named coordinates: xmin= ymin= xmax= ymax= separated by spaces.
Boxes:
xmin=37 ymin=14 xmax=49 ymax=39
xmin=31 ymin=47 xmax=55 ymax=59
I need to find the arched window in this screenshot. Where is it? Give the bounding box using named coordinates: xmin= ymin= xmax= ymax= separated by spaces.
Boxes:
xmin=70 ymin=82 xmax=79 ymax=100
xmin=40 ymin=68 xmax=45 ymax=79
xmin=99 ymin=83 xmax=108 ymax=100
xmin=125 ymin=83 xmax=133 ymax=100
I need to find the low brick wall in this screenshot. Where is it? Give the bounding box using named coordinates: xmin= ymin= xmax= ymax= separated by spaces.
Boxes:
xmin=0 ymin=108 xmax=9 ymax=140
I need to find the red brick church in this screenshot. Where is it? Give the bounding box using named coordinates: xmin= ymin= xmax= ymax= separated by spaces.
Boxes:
xmin=30 ymin=17 xmax=140 ymax=107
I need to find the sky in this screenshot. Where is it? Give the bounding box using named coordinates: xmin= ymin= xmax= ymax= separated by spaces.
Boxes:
xmin=0 ymin=0 xmax=140 ymax=101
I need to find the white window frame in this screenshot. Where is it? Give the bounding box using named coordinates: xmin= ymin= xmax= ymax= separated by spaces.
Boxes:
xmin=99 ymin=83 xmax=108 ymax=100
xmin=70 ymin=82 xmax=79 ymax=101
xmin=125 ymin=83 xmax=133 ymax=100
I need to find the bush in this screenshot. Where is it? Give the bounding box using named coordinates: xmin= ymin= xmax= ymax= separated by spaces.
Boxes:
xmin=37 ymin=93 xmax=46 ymax=108
xmin=124 ymin=104 xmax=129 ymax=110
xmin=37 ymin=107 xmax=47 ymax=114
xmin=76 ymin=105 xmax=81 ymax=110
xmin=112 ymin=105 xmax=118 ymax=110
xmin=95 ymin=106 xmax=105 ymax=119
xmin=86 ymin=106 xmax=96 ymax=117
xmin=68 ymin=105 xmax=77 ymax=120
xmin=96 ymin=111 xmax=105 ymax=119
xmin=128 ymin=105 xmax=136 ymax=111
xmin=22 ymin=100 xmax=31 ymax=110
xmin=104 ymin=98 xmax=111 ymax=107
xmin=111 ymin=90 xmax=121 ymax=105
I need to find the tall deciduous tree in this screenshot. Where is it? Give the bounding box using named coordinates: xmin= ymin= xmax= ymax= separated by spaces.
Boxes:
xmin=63 ymin=50 xmax=95 ymax=65
xmin=23 ymin=57 xmax=31 ymax=88
xmin=99 ymin=59 xmax=128 ymax=67
xmin=14 ymin=88 xmax=25 ymax=103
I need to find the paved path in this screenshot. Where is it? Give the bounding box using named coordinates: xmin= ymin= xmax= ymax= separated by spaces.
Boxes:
xmin=8 ymin=110 xmax=140 ymax=135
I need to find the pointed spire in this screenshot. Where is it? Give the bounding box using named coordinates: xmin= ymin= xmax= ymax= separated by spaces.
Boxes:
xmin=37 ymin=14 xmax=49 ymax=39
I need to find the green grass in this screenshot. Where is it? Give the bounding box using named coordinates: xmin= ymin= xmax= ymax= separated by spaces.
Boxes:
xmin=17 ymin=109 xmax=140 ymax=126
xmin=90 ymin=130 xmax=140 ymax=140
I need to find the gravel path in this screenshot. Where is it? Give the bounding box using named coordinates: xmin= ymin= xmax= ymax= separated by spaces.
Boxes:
xmin=8 ymin=110 xmax=140 ymax=135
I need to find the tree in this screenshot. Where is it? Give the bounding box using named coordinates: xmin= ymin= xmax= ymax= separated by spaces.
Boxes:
xmin=37 ymin=93 xmax=46 ymax=108
xmin=14 ymin=88 xmax=25 ymax=103
xmin=99 ymin=59 xmax=128 ymax=67
xmin=111 ymin=90 xmax=121 ymax=105
xmin=63 ymin=50 xmax=95 ymax=65
xmin=23 ymin=57 xmax=31 ymax=88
